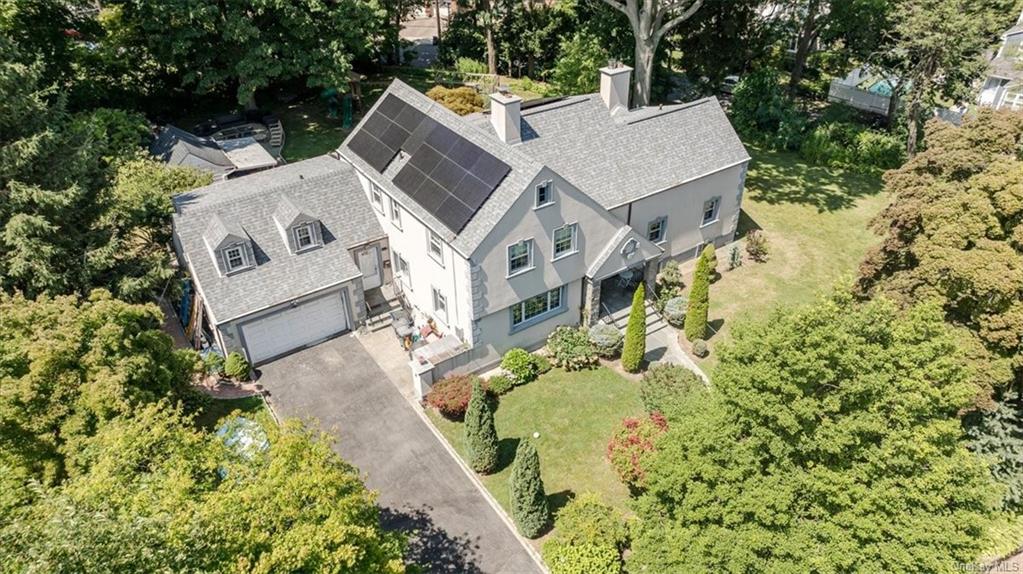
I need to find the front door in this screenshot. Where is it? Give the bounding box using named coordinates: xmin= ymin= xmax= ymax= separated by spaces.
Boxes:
xmin=357 ymin=247 xmax=381 ymax=289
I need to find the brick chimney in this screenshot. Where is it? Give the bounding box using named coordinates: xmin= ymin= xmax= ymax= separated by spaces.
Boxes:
xmin=600 ymin=61 xmax=632 ymax=113
xmin=490 ymin=88 xmax=522 ymax=145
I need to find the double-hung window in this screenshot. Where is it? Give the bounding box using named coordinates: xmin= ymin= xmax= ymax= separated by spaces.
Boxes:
xmin=428 ymin=229 xmax=444 ymax=265
xmin=647 ymin=217 xmax=667 ymax=243
xmin=552 ymin=223 xmax=577 ymax=259
xmin=432 ymin=287 xmax=448 ymax=322
xmin=510 ymin=286 xmax=564 ymax=328
xmin=702 ymin=197 xmax=720 ymax=226
xmin=507 ymin=239 xmax=534 ymax=276
xmin=535 ymin=181 xmax=554 ymax=208
xmin=371 ymin=186 xmax=384 ymax=212
xmin=293 ymin=224 xmax=315 ymax=250
xmin=224 ymin=246 xmax=246 ymax=272
xmin=395 ymin=252 xmax=411 ymax=288
xmin=390 ymin=197 xmax=402 ymax=229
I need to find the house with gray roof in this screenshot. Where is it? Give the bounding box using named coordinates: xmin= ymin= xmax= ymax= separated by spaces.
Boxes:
xmin=153 ymin=125 xmax=279 ymax=181
xmin=172 ymin=65 xmax=749 ymax=376
xmin=979 ymin=9 xmax=1023 ymax=111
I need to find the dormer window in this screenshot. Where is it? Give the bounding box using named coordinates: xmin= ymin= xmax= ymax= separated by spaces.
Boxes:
xmin=272 ymin=194 xmax=322 ymax=254
xmin=224 ymin=245 xmax=248 ymax=272
xmin=294 ymin=224 xmax=315 ymax=251
xmin=204 ymin=214 xmax=254 ymax=276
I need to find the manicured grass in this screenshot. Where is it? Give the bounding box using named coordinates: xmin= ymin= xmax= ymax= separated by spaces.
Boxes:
xmin=427 ymin=367 xmax=644 ymax=525
xmin=195 ymin=395 xmax=267 ymax=430
xmin=693 ymin=143 xmax=888 ymax=372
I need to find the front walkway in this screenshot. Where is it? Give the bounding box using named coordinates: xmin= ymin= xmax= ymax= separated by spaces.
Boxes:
xmin=256 ymin=335 xmax=543 ymax=574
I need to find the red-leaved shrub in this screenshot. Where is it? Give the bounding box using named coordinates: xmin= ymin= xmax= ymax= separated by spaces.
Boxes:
xmin=606 ymin=412 xmax=668 ymax=489
xmin=425 ymin=374 xmax=483 ymax=420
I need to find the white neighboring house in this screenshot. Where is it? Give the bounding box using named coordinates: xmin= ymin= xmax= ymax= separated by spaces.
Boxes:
xmin=979 ymin=10 xmax=1023 ymax=111
xmin=171 ymin=65 xmax=750 ymax=378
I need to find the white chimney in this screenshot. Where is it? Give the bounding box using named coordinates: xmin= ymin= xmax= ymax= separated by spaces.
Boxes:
xmin=600 ymin=62 xmax=632 ymax=113
xmin=490 ymin=89 xmax=522 ymax=145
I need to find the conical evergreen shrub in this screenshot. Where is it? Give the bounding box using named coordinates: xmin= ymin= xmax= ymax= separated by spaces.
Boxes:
xmin=465 ymin=380 xmax=499 ymax=474
xmin=685 ymin=247 xmax=712 ymax=341
xmin=621 ymin=282 xmax=646 ymax=373
xmin=509 ymin=439 xmax=550 ymax=538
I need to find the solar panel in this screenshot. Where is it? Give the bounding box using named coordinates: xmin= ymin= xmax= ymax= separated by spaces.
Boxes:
xmin=347 ymin=130 xmax=394 ymax=172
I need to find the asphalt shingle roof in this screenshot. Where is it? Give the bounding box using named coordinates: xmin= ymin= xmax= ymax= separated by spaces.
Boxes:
xmin=173 ymin=156 xmax=384 ymax=324
xmin=467 ymin=95 xmax=751 ymax=209
xmin=152 ymin=125 xmax=236 ymax=180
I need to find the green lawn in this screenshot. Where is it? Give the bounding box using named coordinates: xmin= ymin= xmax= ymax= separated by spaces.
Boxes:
xmin=693 ymin=144 xmax=889 ymax=371
xmin=427 ymin=367 xmax=644 ymax=525
xmin=195 ymin=395 xmax=267 ymax=431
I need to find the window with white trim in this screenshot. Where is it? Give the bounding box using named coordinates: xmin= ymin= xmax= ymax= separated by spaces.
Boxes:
xmin=370 ymin=186 xmax=384 ymax=212
xmin=389 ymin=197 xmax=402 ymax=229
xmin=507 ymin=239 xmax=534 ymax=276
xmin=432 ymin=287 xmax=448 ymax=321
xmin=552 ymin=223 xmax=577 ymax=258
xmin=224 ymin=245 xmax=246 ymax=272
xmin=395 ymin=252 xmax=411 ymax=287
xmin=428 ymin=229 xmax=444 ymax=265
xmin=535 ymin=181 xmax=554 ymax=208
xmin=647 ymin=217 xmax=667 ymax=243
xmin=293 ymin=224 xmax=315 ymax=250
xmin=702 ymin=197 xmax=720 ymax=225
xmin=510 ymin=286 xmax=564 ymax=328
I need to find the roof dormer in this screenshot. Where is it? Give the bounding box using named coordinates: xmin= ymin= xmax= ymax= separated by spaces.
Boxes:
xmin=273 ymin=194 xmax=323 ymax=253
xmin=203 ymin=214 xmax=255 ymax=276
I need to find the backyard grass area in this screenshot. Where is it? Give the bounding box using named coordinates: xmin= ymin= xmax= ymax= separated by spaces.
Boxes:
xmin=693 ymin=143 xmax=889 ymax=372
xmin=426 ymin=367 xmax=644 ymax=531
xmin=195 ymin=395 xmax=267 ymax=430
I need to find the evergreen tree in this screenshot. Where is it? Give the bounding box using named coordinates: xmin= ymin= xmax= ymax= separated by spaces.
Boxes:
xmin=621 ymin=282 xmax=646 ymax=373
xmin=685 ymin=247 xmax=712 ymax=341
xmin=509 ymin=440 xmax=549 ymax=538
xmin=465 ymin=380 xmax=499 ymax=474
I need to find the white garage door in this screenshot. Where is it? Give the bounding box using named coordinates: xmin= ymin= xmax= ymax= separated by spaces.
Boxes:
xmin=240 ymin=292 xmax=349 ymax=364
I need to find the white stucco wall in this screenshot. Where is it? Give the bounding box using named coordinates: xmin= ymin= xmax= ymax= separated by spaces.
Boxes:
xmin=609 ymin=162 xmax=749 ymax=261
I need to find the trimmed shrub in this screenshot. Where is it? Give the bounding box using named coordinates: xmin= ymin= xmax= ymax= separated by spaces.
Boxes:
xmin=661 ymin=296 xmax=687 ymax=328
xmin=728 ymin=245 xmax=743 ymax=270
xmin=684 ymin=247 xmax=712 ymax=341
xmin=588 ymin=323 xmax=623 ymax=359
xmin=223 ymin=352 xmax=250 ymax=380
xmin=640 ymin=364 xmax=703 ymax=417
xmin=502 ymin=348 xmax=539 ymax=386
xmin=534 ymin=354 xmax=552 ymax=375
xmin=488 ymin=374 xmax=514 ymax=396
xmin=425 ymin=85 xmax=485 ymax=116
xmin=542 ymin=541 xmax=621 ymax=574
xmin=691 ymin=339 xmax=709 ymax=358
xmin=606 ymin=413 xmax=668 ymax=489
xmin=547 ymin=326 xmax=598 ymax=371
xmin=852 ymin=129 xmax=905 ymax=169
xmin=203 ymin=351 xmax=225 ymax=376
xmin=746 ymin=230 xmax=769 ymax=262
xmin=551 ymin=492 xmax=628 ymax=550
xmin=621 ymin=283 xmax=647 ymax=373
xmin=465 ymin=380 xmax=499 ymax=474
xmin=426 ymin=374 xmax=481 ymax=420
xmin=510 ymin=440 xmax=550 ymax=538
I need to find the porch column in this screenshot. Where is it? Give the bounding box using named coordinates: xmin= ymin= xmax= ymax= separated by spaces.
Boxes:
xmin=582 ymin=276 xmax=601 ymax=327
xmin=643 ymin=258 xmax=659 ymax=296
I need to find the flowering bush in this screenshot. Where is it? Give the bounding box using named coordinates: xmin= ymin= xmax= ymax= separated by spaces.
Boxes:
xmin=607 ymin=413 xmax=668 ymax=489
xmin=425 ymin=374 xmax=483 ymax=420
xmin=547 ymin=326 xmax=598 ymax=371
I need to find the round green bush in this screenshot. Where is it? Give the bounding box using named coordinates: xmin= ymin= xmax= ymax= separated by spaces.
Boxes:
xmin=691 ymin=339 xmax=709 ymax=358
xmin=223 ymin=352 xmax=250 ymax=380
xmin=661 ymin=296 xmax=687 ymax=328
xmin=640 ymin=364 xmax=704 ymax=417
xmin=551 ymin=492 xmax=628 ymax=550
xmin=542 ymin=540 xmax=621 ymax=574
xmin=426 ymin=374 xmax=481 ymax=420
xmin=546 ymin=326 xmax=598 ymax=371
xmin=501 ymin=348 xmax=539 ymax=385
xmin=588 ymin=323 xmax=623 ymax=359
xmin=487 ymin=374 xmax=514 ymax=396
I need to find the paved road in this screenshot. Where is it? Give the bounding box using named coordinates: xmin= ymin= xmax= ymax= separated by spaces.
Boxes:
xmin=257 ymin=336 xmax=543 ymax=574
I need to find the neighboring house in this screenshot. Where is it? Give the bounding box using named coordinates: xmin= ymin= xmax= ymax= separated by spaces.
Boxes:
xmin=152 ymin=125 xmax=279 ymax=181
xmin=171 ymin=156 xmax=388 ymax=364
xmin=827 ymin=67 xmax=898 ymax=116
xmin=979 ymin=10 xmax=1023 ymax=111
xmin=171 ymin=65 xmax=749 ymax=374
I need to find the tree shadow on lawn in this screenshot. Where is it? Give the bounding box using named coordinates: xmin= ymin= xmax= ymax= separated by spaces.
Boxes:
xmin=744 ymin=146 xmax=883 ymax=213
xmin=494 ymin=437 xmax=521 ymax=474
xmin=380 ymin=504 xmax=484 ymax=574
xmin=547 ymin=489 xmax=576 ymax=518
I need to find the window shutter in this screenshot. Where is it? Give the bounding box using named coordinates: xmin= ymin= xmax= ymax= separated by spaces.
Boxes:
xmin=217 ymin=247 xmax=229 ymax=275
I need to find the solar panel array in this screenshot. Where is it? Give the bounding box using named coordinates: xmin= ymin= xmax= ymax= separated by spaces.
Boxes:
xmin=347 ymin=94 xmax=511 ymax=233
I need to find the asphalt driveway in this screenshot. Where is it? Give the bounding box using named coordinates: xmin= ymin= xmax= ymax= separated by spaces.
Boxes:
xmin=256 ymin=335 xmax=543 ymax=574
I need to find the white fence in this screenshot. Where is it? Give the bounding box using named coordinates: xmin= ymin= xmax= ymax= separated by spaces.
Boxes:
xmin=827 ymin=80 xmax=892 ymax=116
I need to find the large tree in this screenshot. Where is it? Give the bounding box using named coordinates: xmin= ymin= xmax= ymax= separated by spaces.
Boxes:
xmin=110 ymin=0 xmax=382 ymax=108
xmin=599 ymin=0 xmax=703 ymax=106
xmin=629 ymin=293 xmax=999 ymax=572
xmin=857 ymin=109 xmax=1023 ymax=393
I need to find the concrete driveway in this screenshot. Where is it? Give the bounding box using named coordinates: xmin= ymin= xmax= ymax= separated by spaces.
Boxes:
xmin=256 ymin=335 xmax=543 ymax=574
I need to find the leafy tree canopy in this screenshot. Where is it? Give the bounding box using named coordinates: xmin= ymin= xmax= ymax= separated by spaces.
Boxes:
xmin=629 ymin=293 xmax=1000 ymax=573
xmin=858 ymin=109 xmax=1023 ymax=392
